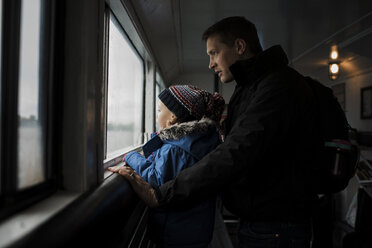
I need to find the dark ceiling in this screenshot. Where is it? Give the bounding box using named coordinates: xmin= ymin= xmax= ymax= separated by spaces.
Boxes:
xmin=127 ymin=0 xmax=372 ymax=85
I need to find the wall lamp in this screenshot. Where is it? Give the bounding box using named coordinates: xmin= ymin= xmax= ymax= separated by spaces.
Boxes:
xmin=329 ymin=45 xmax=340 ymax=80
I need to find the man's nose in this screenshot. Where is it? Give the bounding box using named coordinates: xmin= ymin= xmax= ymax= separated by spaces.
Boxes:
xmin=209 ymin=59 xmax=215 ymax=70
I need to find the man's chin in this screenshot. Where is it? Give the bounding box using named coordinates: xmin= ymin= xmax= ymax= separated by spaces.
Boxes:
xmin=220 ymin=77 xmax=234 ymax=84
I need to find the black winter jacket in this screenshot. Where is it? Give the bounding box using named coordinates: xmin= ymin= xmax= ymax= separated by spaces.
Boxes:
xmin=155 ymin=45 xmax=319 ymax=222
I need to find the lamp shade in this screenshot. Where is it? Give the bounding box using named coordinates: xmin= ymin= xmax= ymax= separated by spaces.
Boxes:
xmin=329 ymin=62 xmax=340 ymax=80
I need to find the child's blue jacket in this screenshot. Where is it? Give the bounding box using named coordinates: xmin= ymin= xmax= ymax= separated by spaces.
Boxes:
xmin=125 ymin=118 xmax=220 ymax=247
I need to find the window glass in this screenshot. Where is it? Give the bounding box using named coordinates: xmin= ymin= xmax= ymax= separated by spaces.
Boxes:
xmin=17 ymin=0 xmax=45 ymax=189
xmin=107 ymin=13 xmax=144 ymax=156
xmin=155 ymin=83 xmax=160 ymax=132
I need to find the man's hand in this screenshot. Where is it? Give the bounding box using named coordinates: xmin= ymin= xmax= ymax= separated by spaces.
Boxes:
xmin=108 ymin=165 xmax=159 ymax=208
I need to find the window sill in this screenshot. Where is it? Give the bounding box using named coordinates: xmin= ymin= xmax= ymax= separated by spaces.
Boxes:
xmin=104 ymin=145 xmax=142 ymax=169
xmin=0 ymin=191 xmax=80 ymax=247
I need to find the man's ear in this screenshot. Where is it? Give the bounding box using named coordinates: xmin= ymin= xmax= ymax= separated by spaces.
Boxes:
xmin=235 ymin=38 xmax=247 ymax=56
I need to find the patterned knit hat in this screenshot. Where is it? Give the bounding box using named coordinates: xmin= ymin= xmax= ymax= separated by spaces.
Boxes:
xmin=158 ymin=85 xmax=225 ymax=123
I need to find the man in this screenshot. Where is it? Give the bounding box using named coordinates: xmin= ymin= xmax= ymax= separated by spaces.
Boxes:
xmin=111 ymin=16 xmax=319 ymax=248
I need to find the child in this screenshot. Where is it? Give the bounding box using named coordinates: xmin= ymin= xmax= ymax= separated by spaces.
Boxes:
xmin=118 ymin=85 xmax=224 ymax=248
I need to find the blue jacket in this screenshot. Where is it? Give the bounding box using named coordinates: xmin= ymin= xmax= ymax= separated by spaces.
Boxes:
xmin=125 ymin=118 xmax=220 ymax=247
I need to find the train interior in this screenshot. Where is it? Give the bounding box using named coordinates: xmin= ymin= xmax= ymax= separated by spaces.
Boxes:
xmin=0 ymin=0 xmax=372 ymax=247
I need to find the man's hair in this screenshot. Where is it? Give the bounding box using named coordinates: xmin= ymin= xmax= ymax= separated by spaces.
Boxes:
xmin=202 ymin=16 xmax=263 ymax=55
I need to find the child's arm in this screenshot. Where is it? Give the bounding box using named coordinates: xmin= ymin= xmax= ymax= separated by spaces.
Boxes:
xmin=125 ymin=145 xmax=193 ymax=187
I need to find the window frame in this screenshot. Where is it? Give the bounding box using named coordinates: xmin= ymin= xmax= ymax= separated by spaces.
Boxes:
xmin=104 ymin=10 xmax=145 ymax=160
xmin=0 ymin=0 xmax=161 ymax=245
xmin=0 ymin=0 xmax=57 ymax=221
xmin=103 ymin=1 xmax=155 ymax=171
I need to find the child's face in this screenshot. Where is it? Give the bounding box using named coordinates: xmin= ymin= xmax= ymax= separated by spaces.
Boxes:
xmin=157 ymin=101 xmax=177 ymax=130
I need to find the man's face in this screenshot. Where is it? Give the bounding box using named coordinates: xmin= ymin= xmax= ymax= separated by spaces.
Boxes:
xmin=206 ymin=35 xmax=240 ymax=83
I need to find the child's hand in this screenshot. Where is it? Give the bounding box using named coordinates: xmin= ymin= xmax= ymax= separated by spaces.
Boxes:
xmin=108 ymin=164 xmax=138 ymax=181
xmin=108 ymin=164 xmax=131 ymax=173
xmin=109 ymin=165 xmax=135 ymax=177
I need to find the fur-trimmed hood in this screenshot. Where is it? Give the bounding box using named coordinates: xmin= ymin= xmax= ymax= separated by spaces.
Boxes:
xmin=141 ymin=118 xmax=220 ymax=161
xmin=158 ymin=118 xmax=218 ymax=140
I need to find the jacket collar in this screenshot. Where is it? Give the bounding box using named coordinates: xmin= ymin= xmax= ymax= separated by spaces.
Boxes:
xmin=158 ymin=118 xmax=217 ymax=140
xmin=142 ymin=118 xmax=218 ymax=158
xmin=229 ymin=45 xmax=288 ymax=86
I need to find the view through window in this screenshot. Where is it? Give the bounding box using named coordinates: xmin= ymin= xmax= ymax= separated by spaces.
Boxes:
xmin=17 ymin=0 xmax=45 ymax=190
xmin=107 ymin=12 xmax=144 ymax=156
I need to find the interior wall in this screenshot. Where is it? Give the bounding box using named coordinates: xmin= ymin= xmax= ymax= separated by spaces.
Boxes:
xmin=171 ymin=72 xmax=214 ymax=92
xmin=340 ymin=72 xmax=372 ymax=132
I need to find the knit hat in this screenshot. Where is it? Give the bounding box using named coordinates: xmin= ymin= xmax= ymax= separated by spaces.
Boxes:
xmin=158 ymin=85 xmax=225 ymax=123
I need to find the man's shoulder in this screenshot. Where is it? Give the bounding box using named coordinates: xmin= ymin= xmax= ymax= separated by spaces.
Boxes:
xmin=257 ymin=66 xmax=305 ymax=88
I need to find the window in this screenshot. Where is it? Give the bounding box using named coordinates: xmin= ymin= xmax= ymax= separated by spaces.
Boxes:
xmin=1 ymin=0 xmax=55 ymax=220
xmin=17 ymin=0 xmax=45 ymax=190
xmin=106 ymin=12 xmax=144 ymax=157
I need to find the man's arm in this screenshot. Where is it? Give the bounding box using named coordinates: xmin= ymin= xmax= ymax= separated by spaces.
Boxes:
xmin=156 ymin=79 xmax=294 ymax=207
xmin=109 ymin=165 xmax=159 ymax=207
xmin=116 ymin=78 xmax=298 ymax=208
